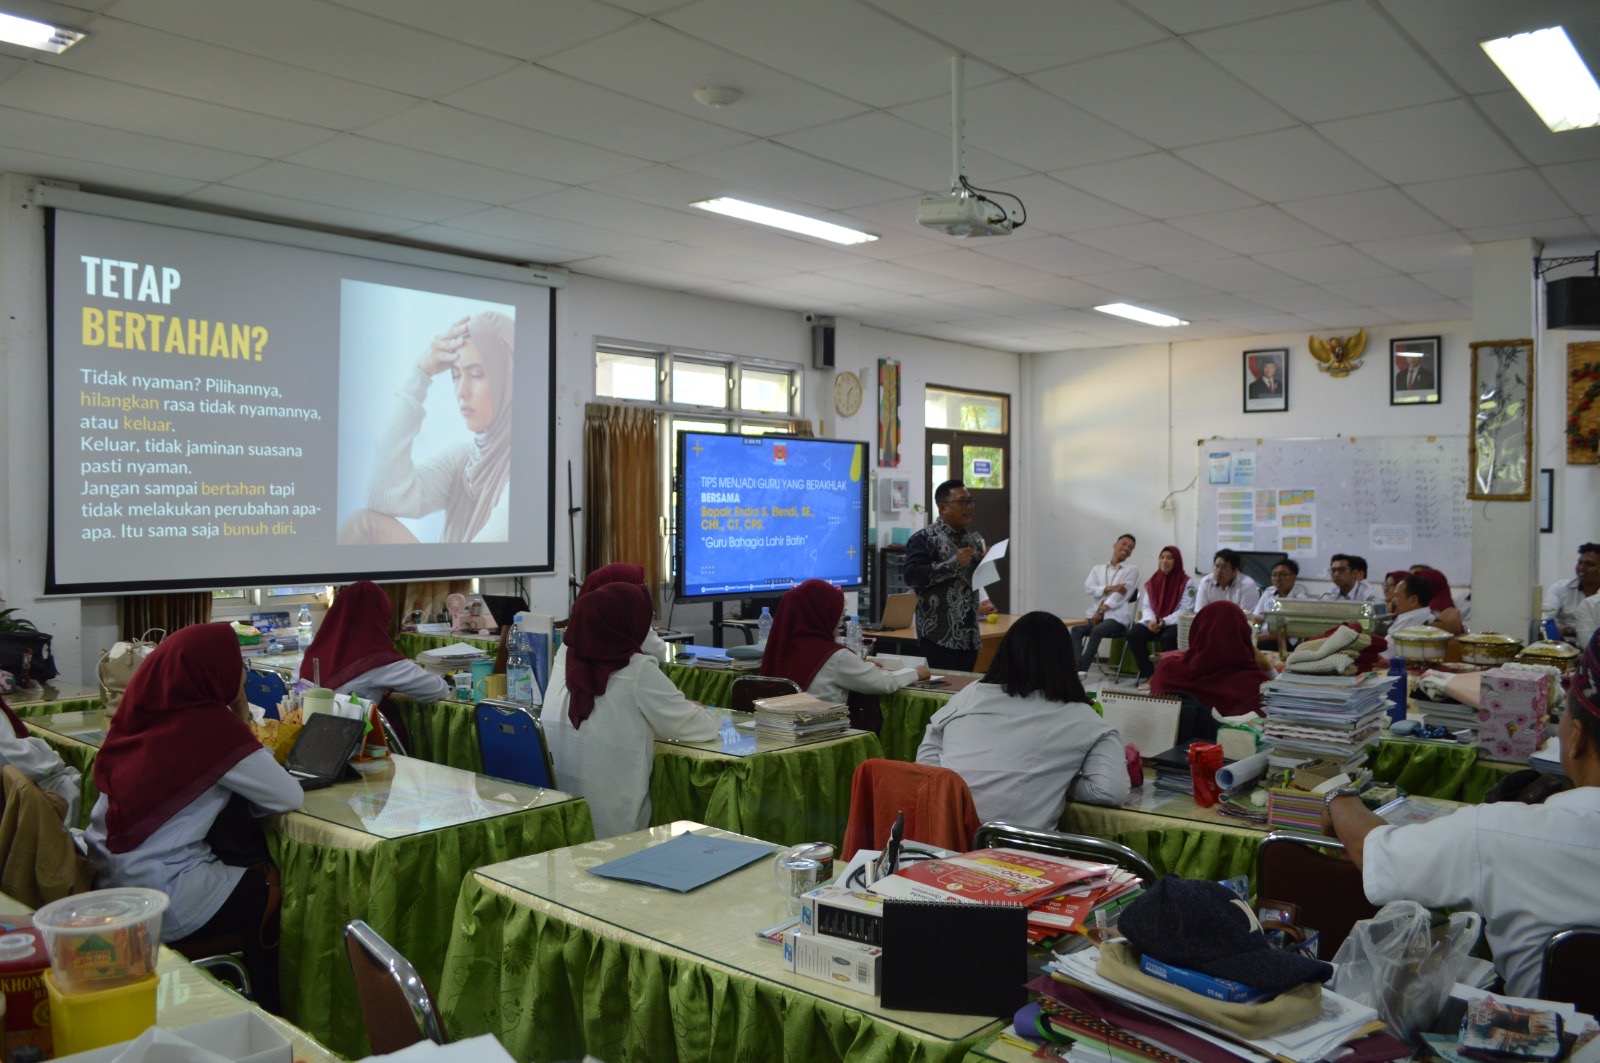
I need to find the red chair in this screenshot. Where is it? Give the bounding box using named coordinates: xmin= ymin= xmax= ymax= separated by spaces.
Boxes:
xmin=842 ymin=758 xmax=980 ymax=861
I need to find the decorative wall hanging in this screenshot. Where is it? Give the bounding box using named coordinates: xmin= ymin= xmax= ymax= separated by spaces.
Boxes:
xmin=1242 ymin=348 xmax=1288 ymax=412
xmin=1390 ymin=336 xmax=1441 ymax=406
xmin=1468 ymin=338 xmax=1535 ymax=501
xmin=1308 ymin=328 xmax=1367 ymax=376
xmin=1567 ymin=341 xmax=1600 ymax=464
xmin=877 ymin=358 xmax=901 ymax=467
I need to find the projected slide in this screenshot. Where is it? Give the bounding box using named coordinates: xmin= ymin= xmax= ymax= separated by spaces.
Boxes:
xmin=676 ymin=433 xmax=867 ymax=599
xmin=48 ymin=209 xmax=554 ymax=593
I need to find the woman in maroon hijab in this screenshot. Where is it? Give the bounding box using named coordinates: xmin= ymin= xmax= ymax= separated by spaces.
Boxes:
xmin=761 ymin=579 xmax=928 ymax=702
xmin=1127 ymin=545 xmax=1195 ymax=681
xmin=1408 ymin=566 xmax=1464 ymax=634
xmin=542 ymin=583 xmax=717 ymax=838
xmin=300 ymin=581 xmax=448 ymax=703
xmin=1151 ymin=600 xmax=1273 ymax=728
xmin=84 ymin=623 xmax=302 ymax=1013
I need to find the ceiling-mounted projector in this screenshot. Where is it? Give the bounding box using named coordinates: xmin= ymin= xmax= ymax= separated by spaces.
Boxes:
xmin=917 ymin=192 xmax=1014 ymax=237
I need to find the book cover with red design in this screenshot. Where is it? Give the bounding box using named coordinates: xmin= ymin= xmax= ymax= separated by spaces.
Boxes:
xmin=866 ymin=848 xmax=1114 ymax=907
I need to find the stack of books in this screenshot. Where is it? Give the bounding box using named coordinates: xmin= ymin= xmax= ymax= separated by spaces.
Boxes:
xmin=751 ymin=692 xmax=849 ymax=739
xmin=416 ymin=642 xmax=491 ymax=675
xmin=1261 ymin=671 xmax=1395 ymax=774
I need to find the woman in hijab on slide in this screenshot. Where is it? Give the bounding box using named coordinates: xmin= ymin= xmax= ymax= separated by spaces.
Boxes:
xmin=341 ymin=310 xmax=514 ymax=544
xmin=84 ymin=624 xmax=302 ymax=1013
xmin=761 ymin=579 xmax=928 ymax=702
xmin=299 ymin=581 xmax=448 ymax=703
xmin=542 ymin=583 xmax=718 ymax=839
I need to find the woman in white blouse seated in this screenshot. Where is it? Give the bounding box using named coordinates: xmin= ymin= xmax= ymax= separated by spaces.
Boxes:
xmin=0 ymin=694 xmax=82 ymax=824
xmin=760 ymin=579 xmax=928 ymax=703
xmin=916 ymin=612 xmax=1130 ymax=829
xmin=299 ymin=580 xmax=449 ymax=703
xmin=543 ymin=583 xmax=718 ymax=839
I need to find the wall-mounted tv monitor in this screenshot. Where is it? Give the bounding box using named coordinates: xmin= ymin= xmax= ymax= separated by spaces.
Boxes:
xmin=44 ymin=203 xmax=556 ymax=594
xmin=674 ymin=432 xmax=868 ymax=601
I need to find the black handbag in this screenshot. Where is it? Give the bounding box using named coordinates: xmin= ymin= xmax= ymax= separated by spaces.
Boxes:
xmin=0 ymin=628 xmax=58 ymax=683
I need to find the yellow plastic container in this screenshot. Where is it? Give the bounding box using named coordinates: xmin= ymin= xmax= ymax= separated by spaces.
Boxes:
xmin=44 ymin=969 xmax=157 ymax=1055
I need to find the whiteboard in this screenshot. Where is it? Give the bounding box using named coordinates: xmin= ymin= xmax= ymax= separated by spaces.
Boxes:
xmin=1195 ymin=436 xmax=1472 ymax=581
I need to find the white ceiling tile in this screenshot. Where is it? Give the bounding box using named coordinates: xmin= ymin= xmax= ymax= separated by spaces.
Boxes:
xmin=183 ymin=185 xmax=418 ymax=235
xmin=845 ymin=292 xmax=962 ymax=318
xmin=573 ymin=255 xmax=731 ymax=292
xmin=661 ymin=0 xmax=999 ymax=108
xmin=1189 ymin=0 xmax=1456 ymax=122
xmin=899 ymin=246 xmax=1069 ymax=285
xmin=1167 ymin=204 xmax=1336 ymax=255
xmin=1244 ymin=286 xmax=1361 ymax=312
xmin=1003 ymin=277 xmax=1122 ymax=306
xmin=0 ymin=66 xmax=333 ymax=158
xmin=1377 ymin=0 xmax=1600 ymax=97
xmin=930 ymin=288 xmax=1063 ymax=315
xmin=1324 ymin=275 xmax=1452 ymax=306
xmin=1070 ymin=221 xmax=1233 ymax=266
xmin=0 ymin=106 xmax=261 ymax=182
xmin=1298 ymin=307 xmax=1395 ymax=328
xmin=584 ymin=164 xmax=742 ymax=211
xmin=674 ymin=140 xmax=914 ymax=210
xmin=824 ymin=260 xmax=975 ymax=295
xmin=1055 ymin=153 xmax=1259 ymax=217
xmin=1071 ymin=268 xmax=1220 ymax=300
xmin=863 ymin=0 xmax=1167 ymax=73
xmin=974 ymin=235 xmax=1142 ymax=275
xmin=1414 ymin=269 xmax=1473 ymax=299
xmin=109 ymin=0 xmax=516 ymax=98
xmin=1474 ymin=91 xmax=1600 ymax=167
xmin=221 ymin=162 xmax=489 ymax=224
xmin=748 ymin=272 xmax=901 ymax=305
xmin=1404 ymin=169 xmax=1575 ymax=229
xmin=977 ymin=174 xmax=1147 ymax=234
xmin=1177 ymin=127 xmax=1386 ymax=202
xmin=41 ymin=18 xmax=413 ymax=128
xmin=1279 ymin=188 xmax=1452 ymax=243
xmin=0 ymin=146 xmax=206 ymax=199
xmin=333 ymin=0 xmax=637 ymax=61
xmin=1031 ymin=39 xmax=1294 ymax=149
xmin=441 ymin=208 xmax=662 ymax=256
xmin=1216 ymin=312 xmax=1321 ymax=334
xmin=1354 ymin=231 xmax=1474 ymax=274
xmin=1315 ymin=100 xmax=1525 ymax=184
xmin=389 ymin=223 xmax=589 ymax=265
xmin=542 ymin=22 xmax=867 ymax=138
xmin=511 ymin=189 xmax=726 ymax=243
xmin=894 ymin=77 xmax=1152 ymax=173
xmin=1163 ymin=256 xmax=1303 ymax=293
xmin=1370 ymin=300 xmax=1472 ymax=324
xmin=357 ymin=104 xmax=652 ymax=186
xmin=1148 ymin=292 xmax=1284 ymax=320
xmin=623 ymin=242 xmax=801 ymax=282
xmin=775 ymin=112 xmax=1027 ymax=193
xmin=693 ymin=282 xmax=817 ymax=312
xmin=445 ymin=66 xmax=752 ymax=163
xmin=1254 ymin=245 xmax=1396 ymax=284
xmin=1544 ymin=161 xmax=1600 ymax=216
xmin=1464 ymin=216 xmax=1598 ymax=243
xmin=286 ymin=136 xmax=559 ymax=206
xmin=680 ymin=229 xmax=879 ymax=271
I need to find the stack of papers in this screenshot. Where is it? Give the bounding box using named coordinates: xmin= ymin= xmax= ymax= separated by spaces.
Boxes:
xmin=751 ymin=692 xmax=849 ymax=739
xmin=1262 ymin=671 xmax=1396 ymax=773
xmin=417 ymin=642 xmax=491 ymax=674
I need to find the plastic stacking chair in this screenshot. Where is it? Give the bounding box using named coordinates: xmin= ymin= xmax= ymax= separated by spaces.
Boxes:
xmin=345 ymin=919 xmax=447 ymax=1054
xmin=243 ymin=670 xmax=287 ymax=717
xmin=1539 ymin=928 xmax=1600 ymax=1013
xmin=974 ymin=821 xmax=1156 ymax=883
xmin=475 ymin=700 xmax=555 ymax=787
xmin=729 ymin=675 xmax=801 ymax=713
xmin=1255 ymin=832 xmax=1378 ymax=959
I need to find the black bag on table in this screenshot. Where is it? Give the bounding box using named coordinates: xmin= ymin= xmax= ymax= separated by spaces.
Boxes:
xmin=0 ymin=628 xmax=58 ymax=683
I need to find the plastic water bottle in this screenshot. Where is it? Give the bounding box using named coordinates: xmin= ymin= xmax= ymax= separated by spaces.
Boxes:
xmin=845 ymin=615 xmax=864 ymax=657
xmin=506 ymin=613 xmax=535 ymax=706
xmin=297 ymin=604 xmax=314 ymax=646
xmin=757 ymin=606 xmax=773 ymax=644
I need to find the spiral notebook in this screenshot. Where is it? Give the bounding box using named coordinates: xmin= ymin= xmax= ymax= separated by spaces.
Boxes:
xmin=1096 ymin=689 xmax=1183 ymax=757
xmin=879 ymin=899 xmax=1027 ymax=1017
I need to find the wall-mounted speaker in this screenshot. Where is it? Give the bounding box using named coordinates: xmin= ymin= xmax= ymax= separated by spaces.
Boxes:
xmin=811 ymin=316 xmax=836 ymax=369
xmin=1547 ymin=276 xmax=1600 ymax=329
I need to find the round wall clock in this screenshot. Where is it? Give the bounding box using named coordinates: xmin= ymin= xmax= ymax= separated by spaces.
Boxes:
xmin=834 ymin=370 xmax=863 ymax=417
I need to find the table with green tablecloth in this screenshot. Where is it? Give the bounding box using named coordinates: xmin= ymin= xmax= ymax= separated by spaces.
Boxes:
xmin=438 ymin=822 xmax=1002 ymax=1063
xmin=5 ymin=680 xmax=101 ymax=719
xmin=394 ymin=631 xmax=500 ymax=659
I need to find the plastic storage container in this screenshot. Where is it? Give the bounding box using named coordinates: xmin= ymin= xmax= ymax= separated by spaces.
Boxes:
xmin=44 ymin=970 xmax=157 ymax=1056
xmin=32 ymin=888 xmax=167 ymax=993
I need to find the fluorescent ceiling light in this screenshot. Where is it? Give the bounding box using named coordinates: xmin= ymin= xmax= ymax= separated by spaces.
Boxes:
xmin=1093 ymin=303 xmax=1189 ymax=327
xmin=691 ymin=197 xmax=877 ymax=245
xmin=1481 ymin=26 xmax=1600 ymax=132
xmin=0 ymin=11 xmax=86 ymax=53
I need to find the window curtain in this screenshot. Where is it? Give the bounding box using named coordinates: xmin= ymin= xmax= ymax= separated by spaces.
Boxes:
xmin=118 ymin=593 xmax=211 ymax=639
xmin=583 ymin=403 xmax=663 ymax=612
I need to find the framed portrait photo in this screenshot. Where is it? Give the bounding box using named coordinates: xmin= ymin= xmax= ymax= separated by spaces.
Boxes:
xmin=1390 ymin=336 xmax=1441 ymax=405
xmin=1243 ymin=348 xmax=1289 ymax=412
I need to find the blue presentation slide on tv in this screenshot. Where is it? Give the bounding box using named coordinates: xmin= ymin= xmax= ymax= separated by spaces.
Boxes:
xmin=679 ymin=434 xmax=866 ymax=598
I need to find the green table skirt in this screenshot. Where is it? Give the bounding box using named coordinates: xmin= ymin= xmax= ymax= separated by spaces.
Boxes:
xmin=389 ymin=695 xmax=484 ymax=773
xmin=440 ymin=874 xmax=990 ymax=1063
xmin=1059 ymin=803 xmax=1263 ymax=887
xmin=663 ymin=662 xmax=737 ymax=707
xmin=1367 ymin=739 xmax=1517 ymax=803
xmin=30 ymin=732 xmax=100 ymax=829
xmin=270 ymin=799 xmax=595 ymax=1058
xmin=9 ymin=693 xmax=101 ymax=719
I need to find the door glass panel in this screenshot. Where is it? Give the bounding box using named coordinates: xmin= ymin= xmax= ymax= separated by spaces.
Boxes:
xmin=963 ymin=446 xmax=1004 ymax=489
xmin=926 ymin=388 xmax=1004 ymax=433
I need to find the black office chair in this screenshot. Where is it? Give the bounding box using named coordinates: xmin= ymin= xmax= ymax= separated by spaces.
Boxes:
xmin=1255 ymin=832 xmax=1378 ymax=960
xmin=1539 ymin=928 xmax=1600 ymax=1013
xmin=729 ymin=675 xmax=801 ymax=713
xmin=974 ymin=821 xmax=1157 ymax=883
xmin=345 ymin=919 xmax=447 ymax=1054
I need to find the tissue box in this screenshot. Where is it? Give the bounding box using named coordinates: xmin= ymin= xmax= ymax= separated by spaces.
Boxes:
xmin=54 ymin=1012 xmax=291 ymax=1063
xmin=782 ymin=929 xmax=881 ymax=995
xmin=1477 ymin=668 xmax=1549 ymax=762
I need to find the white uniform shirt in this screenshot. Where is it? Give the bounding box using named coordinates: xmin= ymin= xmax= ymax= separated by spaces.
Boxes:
xmin=1362 ymin=787 xmax=1600 ymax=996
xmin=334 ymin=658 xmax=451 ymax=704
xmin=1084 ymin=562 xmax=1143 ymax=627
xmin=1381 ymin=606 xmax=1437 ymax=659
xmin=84 ymin=747 xmax=303 ymax=940
xmin=1139 ymin=579 xmax=1196 ymax=627
xmin=807 ymin=649 xmax=917 ymax=704
xmin=1574 ymin=592 xmax=1600 ymax=648
xmin=916 ymin=683 xmax=1130 ymax=829
xmin=1321 ymin=580 xmax=1378 ymax=603
xmin=543 ymin=652 xmax=719 ymax=839
xmin=1193 ymin=573 xmax=1261 ymax=614
xmin=0 ymin=713 xmax=82 ymax=824
xmin=1543 ymin=577 xmax=1597 ymax=632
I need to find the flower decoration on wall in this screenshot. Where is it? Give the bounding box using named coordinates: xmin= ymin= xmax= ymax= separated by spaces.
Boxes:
xmin=1567 ymin=342 xmax=1600 ymax=464
xmin=1308 ymin=328 xmax=1367 ymax=377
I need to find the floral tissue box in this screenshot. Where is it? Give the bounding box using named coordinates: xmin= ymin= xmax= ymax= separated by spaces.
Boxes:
xmin=1477 ymin=668 xmax=1549 ymax=762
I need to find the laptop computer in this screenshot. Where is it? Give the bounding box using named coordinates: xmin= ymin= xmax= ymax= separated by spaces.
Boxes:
xmin=283 ymin=712 xmax=366 ymax=790
xmin=863 ymin=592 xmax=917 ymax=632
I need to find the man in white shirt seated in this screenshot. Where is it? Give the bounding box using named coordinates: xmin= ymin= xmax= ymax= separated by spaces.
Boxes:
xmin=1069 ymin=533 xmax=1141 ymax=677
xmin=1321 ymin=553 xmax=1377 ymax=603
xmin=1193 ymin=549 xmax=1260 ymax=614
xmin=1379 ymin=574 xmax=1434 ymax=659
xmin=1252 ymin=558 xmax=1309 ymax=650
xmin=1323 ymin=628 xmax=1600 ymax=997
xmin=1543 ymin=542 xmax=1600 ymax=640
